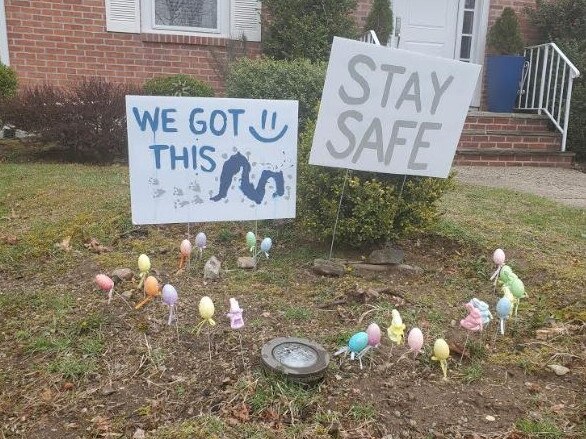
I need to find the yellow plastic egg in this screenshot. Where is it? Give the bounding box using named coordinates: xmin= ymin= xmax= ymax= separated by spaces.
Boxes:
xmin=138 ymin=254 xmax=151 ymax=273
xmin=433 ymin=338 xmax=450 ymax=360
xmin=144 ymin=275 xmax=159 ymax=297
xmin=199 ymin=296 xmax=215 ymax=320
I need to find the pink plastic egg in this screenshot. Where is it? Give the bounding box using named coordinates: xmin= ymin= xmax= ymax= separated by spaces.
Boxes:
xmin=407 ymin=327 xmax=424 ymax=354
xmin=95 ymin=274 xmax=114 ymax=292
xmin=493 ymin=248 xmax=505 ymax=266
xmin=180 ymin=239 xmax=192 ymax=256
xmin=366 ymin=323 xmax=382 ymax=347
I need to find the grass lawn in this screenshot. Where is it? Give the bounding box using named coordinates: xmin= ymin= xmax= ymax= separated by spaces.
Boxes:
xmin=0 ymin=156 xmax=584 ymax=438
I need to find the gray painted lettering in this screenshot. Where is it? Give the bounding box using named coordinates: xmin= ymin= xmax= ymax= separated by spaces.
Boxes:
xmin=326 ymin=110 xmax=363 ymax=159
xmin=431 ymin=72 xmax=454 ymax=115
xmin=380 ymin=64 xmax=407 ymax=107
xmin=385 ymin=120 xmax=417 ymax=165
xmin=408 ymin=122 xmax=442 ymax=170
xmin=395 ymin=72 xmax=422 ymax=112
xmin=339 ymin=55 xmax=376 ymax=105
xmin=352 ymin=117 xmax=383 ymax=163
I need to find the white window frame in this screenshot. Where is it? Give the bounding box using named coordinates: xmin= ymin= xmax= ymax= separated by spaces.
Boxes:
xmin=0 ymin=0 xmax=9 ymax=65
xmin=141 ymin=0 xmax=229 ymax=37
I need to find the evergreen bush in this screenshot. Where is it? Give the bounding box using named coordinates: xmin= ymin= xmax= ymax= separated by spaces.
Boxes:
xmin=297 ymin=118 xmax=454 ymax=247
xmin=143 ymin=74 xmax=214 ymax=97
xmin=364 ymin=0 xmax=393 ymax=44
xmin=487 ymin=7 xmax=524 ymax=55
xmin=262 ymin=0 xmax=358 ymax=62
xmin=226 ymin=57 xmax=326 ymax=129
xmin=0 ymin=63 xmax=17 ymax=99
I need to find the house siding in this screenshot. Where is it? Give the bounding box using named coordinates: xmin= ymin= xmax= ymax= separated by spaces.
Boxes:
xmin=4 ymin=0 xmax=261 ymax=91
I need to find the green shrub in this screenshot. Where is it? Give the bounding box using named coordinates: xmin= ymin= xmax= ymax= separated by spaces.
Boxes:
xmin=487 ymin=7 xmax=524 ymax=55
xmin=226 ymin=57 xmax=326 ymax=128
xmin=143 ymin=74 xmax=214 ymax=97
xmin=298 ymin=118 xmax=454 ymax=247
xmin=262 ymin=0 xmax=358 ymax=62
xmin=0 ymin=63 xmax=18 ymax=98
xmin=364 ymin=0 xmax=393 ymax=45
xmin=529 ymin=0 xmax=586 ymax=159
xmin=1 ymin=78 xmax=140 ymax=163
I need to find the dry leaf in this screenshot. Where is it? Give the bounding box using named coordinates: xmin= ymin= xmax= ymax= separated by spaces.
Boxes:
xmin=0 ymin=234 xmax=18 ymax=245
xmin=55 ymin=236 xmax=72 ymax=252
xmin=84 ymin=238 xmax=112 ymax=254
xmin=40 ymin=387 xmax=53 ymax=402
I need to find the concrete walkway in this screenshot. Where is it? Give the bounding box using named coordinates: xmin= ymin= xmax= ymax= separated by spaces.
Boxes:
xmin=454 ymin=166 xmax=586 ymax=209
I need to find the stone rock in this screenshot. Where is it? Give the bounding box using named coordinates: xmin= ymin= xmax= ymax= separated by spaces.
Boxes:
xmin=204 ymin=256 xmax=221 ymax=280
xmin=111 ymin=268 xmax=133 ymax=283
xmin=548 ymin=364 xmax=570 ymax=376
xmin=396 ymin=264 xmax=424 ymax=274
xmin=122 ymin=290 xmax=133 ymax=300
xmin=101 ymin=385 xmax=116 ymax=396
xmin=353 ymin=263 xmax=390 ymax=272
xmin=312 ymin=258 xmax=345 ymax=277
xmin=133 ymin=428 xmax=146 ymax=439
xmin=485 ymin=415 xmax=496 ymax=422
xmin=367 ymin=247 xmax=405 ymax=265
xmin=237 ymin=256 xmax=256 ymax=269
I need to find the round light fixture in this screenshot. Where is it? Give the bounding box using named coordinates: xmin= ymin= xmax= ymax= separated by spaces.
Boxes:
xmin=261 ymin=337 xmax=329 ymax=383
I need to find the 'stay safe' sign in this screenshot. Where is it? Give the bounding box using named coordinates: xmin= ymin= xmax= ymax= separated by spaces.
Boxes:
xmin=126 ymin=96 xmax=298 ymax=225
xmin=310 ymin=37 xmax=481 ymax=178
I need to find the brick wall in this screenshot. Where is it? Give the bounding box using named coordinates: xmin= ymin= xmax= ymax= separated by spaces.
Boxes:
xmin=4 ymin=0 xmax=261 ymax=92
xmin=354 ymin=0 xmax=375 ymax=30
xmin=488 ymin=0 xmax=540 ymax=47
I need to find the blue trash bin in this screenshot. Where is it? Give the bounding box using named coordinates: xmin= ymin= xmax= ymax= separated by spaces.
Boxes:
xmin=486 ymin=55 xmax=525 ymax=113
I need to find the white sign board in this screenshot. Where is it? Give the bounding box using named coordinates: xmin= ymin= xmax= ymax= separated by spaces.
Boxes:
xmin=126 ymin=96 xmax=298 ymax=224
xmin=310 ymin=37 xmax=481 ymax=178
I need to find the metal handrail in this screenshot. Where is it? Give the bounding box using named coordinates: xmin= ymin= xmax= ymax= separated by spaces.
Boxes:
xmin=360 ymin=30 xmax=381 ymax=46
xmin=517 ymin=42 xmax=581 ymax=151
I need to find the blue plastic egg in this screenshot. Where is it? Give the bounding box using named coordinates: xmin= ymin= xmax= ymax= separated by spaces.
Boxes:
xmin=260 ymin=237 xmax=272 ymax=253
xmin=496 ymin=297 xmax=511 ymax=319
xmin=348 ymin=332 xmax=369 ymax=353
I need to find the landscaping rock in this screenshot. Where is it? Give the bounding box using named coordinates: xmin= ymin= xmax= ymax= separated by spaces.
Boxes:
xmin=367 ymin=247 xmax=405 ymax=265
xmin=396 ymin=264 xmax=424 ymax=274
xmin=111 ymin=268 xmax=134 ymax=283
xmin=548 ymin=364 xmax=570 ymax=376
xmin=204 ymin=256 xmax=221 ymax=280
xmin=312 ymin=258 xmax=345 ymax=277
xmin=237 ymin=256 xmax=256 ymax=269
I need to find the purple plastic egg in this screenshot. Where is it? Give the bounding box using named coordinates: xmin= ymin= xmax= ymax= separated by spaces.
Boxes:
xmin=161 ymin=284 xmax=178 ymax=306
xmin=195 ymin=232 xmax=207 ymax=249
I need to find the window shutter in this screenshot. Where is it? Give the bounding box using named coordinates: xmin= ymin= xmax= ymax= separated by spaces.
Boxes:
xmin=230 ymin=0 xmax=261 ymax=42
xmin=105 ymin=0 xmax=140 ymax=33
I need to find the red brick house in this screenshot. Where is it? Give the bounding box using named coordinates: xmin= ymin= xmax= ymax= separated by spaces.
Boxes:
xmin=0 ymin=0 xmax=579 ymax=166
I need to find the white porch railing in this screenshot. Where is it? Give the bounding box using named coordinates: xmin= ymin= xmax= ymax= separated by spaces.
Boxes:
xmin=360 ymin=30 xmax=380 ymax=45
xmin=517 ymin=42 xmax=581 ymax=151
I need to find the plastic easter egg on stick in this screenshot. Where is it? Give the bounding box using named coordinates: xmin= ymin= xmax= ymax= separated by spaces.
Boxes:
xmin=195 ymin=296 xmax=216 ymax=335
xmin=95 ymin=274 xmax=114 ymax=304
xmin=179 ymin=239 xmax=192 ymax=269
xmin=334 ymin=331 xmax=369 ymax=369
xmin=137 ymin=254 xmax=151 ymax=289
xmin=246 ymin=231 xmax=256 ymax=253
xmin=470 ymin=298 xmax=493 ymax=328
xmin=499 ymin=265 xmax=514 ymax=283
xmin=387 ymin=309 xmax=406 ymax=351
xmin=496 ymin=297 xmax=512 ymax=335
xmin=162 ymin=284 xmax=178 ymax=326
xmin=432 ymin=338 xmax=450 ymax=380
xmin=260 ymin=237 xmax=272 ymax=258
xmin=135 ymin=275 xmax=160 ymax=309
xmin=226 ymin=298 xmax=244 ymax=330
xmin=493 ymin=249 xmax=506 ymax=266
xmin=407 ymin=327 xmax=424 ymax=358
xmin=195 ymin=232 xmax=207 ymax=258
xmin=366 ymin=323 xmax=381 ymax=347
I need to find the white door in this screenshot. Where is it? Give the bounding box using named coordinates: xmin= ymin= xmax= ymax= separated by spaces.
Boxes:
xmin=390 ymin=0 xmax=488 ymax=107
xmin=391 ymin=0 xmax=459 ymax=59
